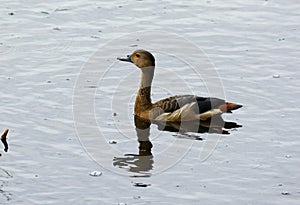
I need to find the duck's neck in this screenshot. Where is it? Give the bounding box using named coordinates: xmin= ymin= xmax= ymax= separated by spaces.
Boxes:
xmin=140 ymin=68 xmax=154 ymax=89
xmin=134 ymin=67 xmax=154 ymax=114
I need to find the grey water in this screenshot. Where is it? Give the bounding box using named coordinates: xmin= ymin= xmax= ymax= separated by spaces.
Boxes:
xmin=1 ymin=0 xmax=300 ymax=204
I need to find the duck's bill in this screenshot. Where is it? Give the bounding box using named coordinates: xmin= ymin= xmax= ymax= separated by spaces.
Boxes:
xmin=117 ymin=55 xmax=132 ymax=63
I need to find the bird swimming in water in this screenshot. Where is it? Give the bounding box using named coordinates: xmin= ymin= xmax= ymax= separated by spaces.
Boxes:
xmin=118 ymin=50 xmax=242 ymax=122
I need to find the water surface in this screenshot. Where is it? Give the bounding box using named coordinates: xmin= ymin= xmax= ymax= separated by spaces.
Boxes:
xmin=1 ymin=0 xmax=300 ymax=204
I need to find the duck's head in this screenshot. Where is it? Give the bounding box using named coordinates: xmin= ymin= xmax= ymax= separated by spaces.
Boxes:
xmin=118 ymin=50 xmax=155 ymax=68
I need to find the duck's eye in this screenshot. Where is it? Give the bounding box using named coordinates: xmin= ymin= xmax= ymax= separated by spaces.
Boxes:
xmin=136 ymin=54 xmax=140 ymax=58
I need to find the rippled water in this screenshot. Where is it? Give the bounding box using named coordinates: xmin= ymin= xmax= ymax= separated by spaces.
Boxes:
xmin=1 ymin=0 xmax=300 ymax=204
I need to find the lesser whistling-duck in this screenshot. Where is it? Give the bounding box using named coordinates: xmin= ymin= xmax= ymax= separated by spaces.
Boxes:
xmin=118 ymin=50 xmax=242 ymax=122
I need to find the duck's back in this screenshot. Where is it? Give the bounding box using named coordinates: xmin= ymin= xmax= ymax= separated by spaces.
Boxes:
xmin=153 ymin=95 xmax=226 ymax=114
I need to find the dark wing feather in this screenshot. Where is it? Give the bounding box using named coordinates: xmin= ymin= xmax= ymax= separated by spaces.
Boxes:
xmin=195 ymin=96 xmax=225 ymax=113
xmin=154 ymin=95 xmax=225 ymax=114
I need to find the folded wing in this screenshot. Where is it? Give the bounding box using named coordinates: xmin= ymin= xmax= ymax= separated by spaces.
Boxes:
xmin=154 ymin=95 xmax=226 ymax=114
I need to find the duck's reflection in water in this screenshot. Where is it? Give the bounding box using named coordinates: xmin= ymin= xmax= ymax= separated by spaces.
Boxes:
xmin=155 ymin=116 xmax=242 ymax=135
xmin=113 ymin=116 xmax=153 ymax=175
xmin=113 ymin=115 xmax=241 ymax=175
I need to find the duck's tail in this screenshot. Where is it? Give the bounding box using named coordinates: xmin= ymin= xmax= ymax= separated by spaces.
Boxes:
xmin=219 ymin=102 xmax=243 ymax=113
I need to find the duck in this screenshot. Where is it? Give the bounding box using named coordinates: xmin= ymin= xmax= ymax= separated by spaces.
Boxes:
xmin=118 ymin=50 xmax=242 ymax=122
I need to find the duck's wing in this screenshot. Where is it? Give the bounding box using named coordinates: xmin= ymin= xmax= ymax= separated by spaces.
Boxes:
xmin=153 ymin=95 xmax=227 ymax=114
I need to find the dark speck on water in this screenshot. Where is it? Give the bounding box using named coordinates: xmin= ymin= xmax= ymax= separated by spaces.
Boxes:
xmin=130 ymin=175 xmax=151 ymax=178
xmin=133 ymin=182 xmax=151 ymax=187
xmin=281 ymin=191 xmax=291 ymax=195
xmin=53 ymin=27 xmax=61 ymax=31
xmin=8 ymin=12 xmax=14 ymax=15
xmin=133 ymin=196 xmax=141 ymax=199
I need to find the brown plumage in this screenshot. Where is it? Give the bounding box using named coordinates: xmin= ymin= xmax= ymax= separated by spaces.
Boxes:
xmin=118 ymin=50 xmax=242 ymax=122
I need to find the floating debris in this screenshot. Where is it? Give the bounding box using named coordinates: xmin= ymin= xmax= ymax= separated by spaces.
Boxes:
xmin=41 ymin=11 xmax=50 ymax=15
xmin=109 ymin=140 xmax=117 ymax=144
xmin=129 ymin=44 xmax=138 ymax=47
xmin=273 ymin=74 xmax=280 ymax=78
xmin=113 ymin=112 xmax=117 ymax=116
xmin=133 ymin=182 xmax=151 ymax=187
xmin=89 ymin=171 xmax=102 ymax=177
xmin=278 ymin=38 xmax=285 ymax=41
xmin=1 ymin=129 xmax=9 ymax=152
xmin=8 ymin=12 xmax=14 ymax=15
xmin=281 ymin=191 xmax=290 ymax=195
xmin=278 ymin=183 xmax=283 ymax=186
xmin=47 ymin=80 xmax=51 ymax=83
xmin=118 ymin=203 xmax=127 ymax=205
